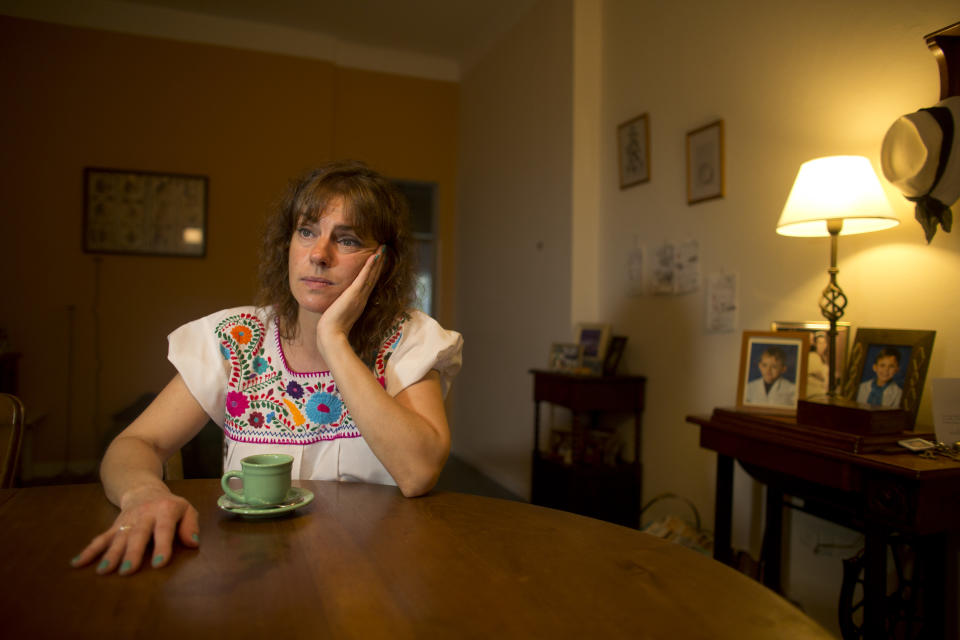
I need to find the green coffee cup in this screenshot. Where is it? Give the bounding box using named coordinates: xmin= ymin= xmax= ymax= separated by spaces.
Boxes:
xmin=220 ymin=453 xmax=294 ymax=506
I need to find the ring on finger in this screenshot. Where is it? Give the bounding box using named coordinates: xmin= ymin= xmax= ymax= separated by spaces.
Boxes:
xmin=118 ymin=524 xmax=133 ymax=532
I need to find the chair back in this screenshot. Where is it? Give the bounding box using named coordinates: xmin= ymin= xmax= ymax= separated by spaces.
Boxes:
xmin=0 ymin=393 xmax=25 ymax=488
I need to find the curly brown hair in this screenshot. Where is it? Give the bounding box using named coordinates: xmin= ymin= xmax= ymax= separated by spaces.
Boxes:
xmin=255 ymin=161 xmax=417 ymax=365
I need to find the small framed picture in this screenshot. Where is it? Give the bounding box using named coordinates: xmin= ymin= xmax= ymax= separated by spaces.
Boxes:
xmin=548 ymin=343 xmax=583 ymax=372
xmin=686 ymin=119 xmax=724 ymax=204
xmin=83 ymin=167 xmax=208 ymax=257
xmin=737 ymin=330 xmax=810 ymax=412
xmin=603 ymin=335 xmax=628 ymax=376
xmin=574 ymin=323 xmax=612 ymax=373
xmin=771 ymin=321 xmax=851 ymax=397
xmin=841 ymin=328 xmax=936 ymax=427
xmin=617 ymin=113 xmax=650 ymax=189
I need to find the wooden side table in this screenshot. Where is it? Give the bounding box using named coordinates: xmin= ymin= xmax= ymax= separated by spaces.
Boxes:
xmin=529 ymin=370 xmax=645 ymax=527
xmin=688 ymin=407 xmax=960 ymax=639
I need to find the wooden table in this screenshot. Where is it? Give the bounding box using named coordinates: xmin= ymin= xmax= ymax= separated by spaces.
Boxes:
xmin=688 ymin=408 xmax=960 ymax=639
xmin=0 ymin=479 xmax=830 ymax=638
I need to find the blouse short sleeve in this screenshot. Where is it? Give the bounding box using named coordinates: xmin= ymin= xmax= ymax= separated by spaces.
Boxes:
xmin=167 ymin=306 xmax=255 ymax=426
xmin=382 ymin=310 xmax=463 ymax=398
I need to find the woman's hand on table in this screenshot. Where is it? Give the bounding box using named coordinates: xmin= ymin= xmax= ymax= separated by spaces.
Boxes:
xmin=70 ymin=486 xmax=199 ymax=576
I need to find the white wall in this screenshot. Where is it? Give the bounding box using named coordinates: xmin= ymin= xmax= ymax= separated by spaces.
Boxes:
xmin=600 ymin=0 xmax=960 ymax=634
xmin=454 ymin=0 xmax=574 ymax=497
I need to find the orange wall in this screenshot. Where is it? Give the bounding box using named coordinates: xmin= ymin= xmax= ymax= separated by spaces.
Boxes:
xmin=0 ymin=16 xmax=458 ymax=471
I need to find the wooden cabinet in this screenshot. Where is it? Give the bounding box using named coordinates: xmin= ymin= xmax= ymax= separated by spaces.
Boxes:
xmin=530 ymin=370 xmax=645 ymax=528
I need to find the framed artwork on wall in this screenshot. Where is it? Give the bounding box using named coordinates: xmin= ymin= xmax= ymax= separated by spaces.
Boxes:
xmin=736 ymin=330 xmax=810 ymax=413
xmin=686 ymin=119 xmax=724 ymax=204
xmin=83 ymin=167 xmax=208 ymax=257
xmin=841 ymin=328 xmax=935 ymax=427
xmin=617 ymin=113 xmax=650 ymax=189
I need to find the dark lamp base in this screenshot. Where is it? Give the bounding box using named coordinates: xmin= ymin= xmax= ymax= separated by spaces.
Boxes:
xmin=797 ymin=395 xmax=909 ymax=435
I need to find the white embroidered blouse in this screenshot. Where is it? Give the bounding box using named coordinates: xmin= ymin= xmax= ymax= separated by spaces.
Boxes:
xmin=167 ymin=306 xmax=463 ymax=485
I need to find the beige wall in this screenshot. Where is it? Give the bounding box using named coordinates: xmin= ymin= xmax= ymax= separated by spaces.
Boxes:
xmin=454 ymin=0 xmax=574 ymax=494
xmin=600 ymin=0 xmax=959 ymax=633
xmin=0 ymin=16 xmax=458 ymax=476
xmin=456 ymin=0 xmax=959 ymax=634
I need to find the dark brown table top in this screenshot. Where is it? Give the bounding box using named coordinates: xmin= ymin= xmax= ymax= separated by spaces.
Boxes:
xmin=689 ymin=408 xmax=960 ymax=480
xmin=0 ymin=479 xmax=830 ymax=638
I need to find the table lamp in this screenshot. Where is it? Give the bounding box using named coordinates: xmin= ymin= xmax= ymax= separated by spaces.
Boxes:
xmin=776 ymin=156 xmax=899 ymax=399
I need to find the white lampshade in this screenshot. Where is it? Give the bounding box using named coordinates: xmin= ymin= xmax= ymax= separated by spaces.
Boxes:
xmin=776 ymin=156 xmax=899 ymax=237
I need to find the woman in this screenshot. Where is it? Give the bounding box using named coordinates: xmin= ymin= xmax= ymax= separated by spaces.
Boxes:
xmin=71 ymin=161 xmax=463 ymax=576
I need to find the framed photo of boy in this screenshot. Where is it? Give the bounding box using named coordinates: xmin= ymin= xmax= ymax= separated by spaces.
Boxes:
xmin=574 ymin=322 xmax=612 ymax=373
xmin=736 ymin=331 xmax=810 ymax=413
xmin=548 ymin=343 xmax=583 ymax=372
xmin=771 ymin=320 xmax=851 ymax=397
xmin=841 ymin=328 xmax=936 ymax=426
xmin=617 ymin=113 xmax=650 ymax=189
xmin=686 ymin=119 xmax=724 ymax=204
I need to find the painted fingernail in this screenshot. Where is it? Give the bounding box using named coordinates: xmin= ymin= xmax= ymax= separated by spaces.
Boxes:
xmin=119 ymin=560 xmax=132 ymax=575
xmin=152 ymin=554 xmax=164 ymax=568
xmin=97 ymin=559 xmax=110 ymax=573
xmin=192 ymin=533 xmax=200 ymax=544
xmin=70 ymin=554 xmax=82 ymax=567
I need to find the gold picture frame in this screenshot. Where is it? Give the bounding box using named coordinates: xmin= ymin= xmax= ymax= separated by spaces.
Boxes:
xmin=736 ymin=330 xmax=810 ymax=413
xmin=841 ymin=328 xmax=936 ymax=427
xmin=574 ymin=323 xmax=612 ymax=374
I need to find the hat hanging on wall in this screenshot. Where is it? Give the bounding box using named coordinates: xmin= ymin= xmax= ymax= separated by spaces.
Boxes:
xmin=880 ymin=96 xmax=960 ymax=243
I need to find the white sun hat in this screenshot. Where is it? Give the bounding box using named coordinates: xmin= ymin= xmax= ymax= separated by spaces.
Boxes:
xmin=880 ymin=95 xmax=960 ymax=242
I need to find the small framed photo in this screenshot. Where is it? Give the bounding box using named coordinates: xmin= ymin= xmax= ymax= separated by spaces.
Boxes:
xmin=686 ymin=119 xmax=724 ymax=204
xmin=737 ymin=330 xmax=810 ymax=412
xmin=575 ymin=323 xmax=612 ymax=373
xmin=603 ymin=335 xmax=628 ymax=376
xmin=841 ymin=328 xmax=936 ymax=426
xmin=83 ymin=167 xmax=208 ymax=257
xmin=771 ymin=321 xmax=851 ymax=397
xmin=548 ymin=343 xmax=583 ymax=372
xmin=617 ymin=113 xmax=650 ymax=189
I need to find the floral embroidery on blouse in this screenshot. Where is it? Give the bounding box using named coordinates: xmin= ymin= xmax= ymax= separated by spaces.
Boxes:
xmin=214 ymin=311 xmax=402 ymax=445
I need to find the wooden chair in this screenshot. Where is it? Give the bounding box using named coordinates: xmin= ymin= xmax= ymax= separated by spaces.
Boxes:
xmin=0 ymin=393 xmax=25 ymax=488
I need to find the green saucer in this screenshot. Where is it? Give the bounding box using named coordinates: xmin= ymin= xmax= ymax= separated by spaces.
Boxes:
xmin=217 ymin=486 xmax=314 ymax=518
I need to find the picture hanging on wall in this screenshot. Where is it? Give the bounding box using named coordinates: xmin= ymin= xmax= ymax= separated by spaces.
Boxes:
xmin=83 ymin=167 xmax=208 ymax=257
xmin=686 ymin=119 xmax=724 ymax=204
xmin=617 ymin=113 xmax=650 ymax=189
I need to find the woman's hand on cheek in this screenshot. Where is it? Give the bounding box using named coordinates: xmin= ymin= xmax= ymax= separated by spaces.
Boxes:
xmin=316 ymin=245 xmax=385 ymax=354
